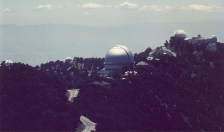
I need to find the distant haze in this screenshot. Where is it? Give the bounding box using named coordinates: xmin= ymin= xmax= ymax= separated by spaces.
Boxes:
xmin=1 ymin=0 xmax=224 ymax=65
xmin=0 ymin=21 xmax=223 ymax=66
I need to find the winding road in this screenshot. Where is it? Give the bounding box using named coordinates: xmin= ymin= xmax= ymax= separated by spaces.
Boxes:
xmin=80 ymin=116 xmax=96 ymax=132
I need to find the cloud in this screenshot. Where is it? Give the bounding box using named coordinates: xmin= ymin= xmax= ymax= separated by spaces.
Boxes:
xmin=36 ymin=4 xmax=53 ymax=10
xmin=164 ymin=6 xmax=172 ymax=10
xmin=35 ymin=4 xmax=63 ymax=10
xmin=78 ymin=3 xmax=111 ymax=9
xmin=3 ymin=8 xmax=10 ymax=13
xmin=181 ymin=4 xmax=223 ymax=11
xmin=115 ymin=2 xmax=138 ymax=9
xmin=140 ymin=5 xmax=172 ymax=11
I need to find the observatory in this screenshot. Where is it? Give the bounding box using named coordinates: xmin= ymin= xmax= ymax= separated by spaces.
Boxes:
xmin=104 ymin=45 xmax=134 ymax=70
xmin=164 ymin=29 xmax=221 ymax=53
xmin=173 ymin=29 xmax=187 ymax=40
xmin=5 ymin=60 xmax=13 ymax=67
xmin=187 ymin=34 xmax=217 ymax=44
xmin=164 ymin=29 xmax=188 ymax=52
xmin=65 ymin=57 xmax=72 ymax=62
xmin=99 ymin=45 xmax=134 ymax=77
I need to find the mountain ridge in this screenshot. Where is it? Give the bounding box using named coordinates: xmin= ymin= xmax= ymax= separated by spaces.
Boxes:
xmin=1 ymin=21 xmax=223 ymax=66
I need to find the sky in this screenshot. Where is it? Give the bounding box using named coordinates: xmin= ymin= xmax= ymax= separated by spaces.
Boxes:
xmin=1 ymin=0 xmax=224 ymax=26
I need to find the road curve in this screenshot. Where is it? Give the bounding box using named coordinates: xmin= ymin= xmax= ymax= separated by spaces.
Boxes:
xmin=80 ymin=116 xmax=96 ymax=132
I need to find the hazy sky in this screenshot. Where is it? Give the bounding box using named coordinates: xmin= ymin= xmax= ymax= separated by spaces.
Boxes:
xmin=1 ymin=0 xmax=224 ymax=26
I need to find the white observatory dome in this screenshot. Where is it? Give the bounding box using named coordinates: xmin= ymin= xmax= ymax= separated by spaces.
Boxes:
xmin=65 ymin=57 xmax=72 ymax=62
xmin=212 ymin=35 xmax=217 ymax=38
xmin=5 ymin=60 xmax=13 ymax=66
xmin=104 ymin=45 xmax=134 ymax=70
xmin=174 ymin=29 xmax=187 ymax=39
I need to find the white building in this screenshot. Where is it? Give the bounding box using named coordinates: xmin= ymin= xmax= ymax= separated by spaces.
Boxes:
xmin=104 ymin=45 xmax=134 ymax=70
xmin=99 ymin=45 xmax=135 ymax=77
xmin=186 ymin=35 xmax=217 ymax=44
xmin=173 ymin=29 xmax=187 ymax=40
xmin=166 ymin=29 xmax=219 ymax=53
xmin=153 ymin=46 xmax=176 ymax=57
xmin=65 ymin=57 xmax=72 ymax=62
xmin=165 ymin=29 xmax=187 ymax=51
xmin=5 ymin=60 xmax=13 ymax=67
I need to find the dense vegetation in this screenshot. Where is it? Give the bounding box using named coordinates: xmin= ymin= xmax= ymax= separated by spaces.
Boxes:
xmin=1 ymin=47 xmax=224 ymax=131
xmin=0 ymin=62 xmax=79 ymax=131
xmin=72 ymin=51 xmax=224 ymax=131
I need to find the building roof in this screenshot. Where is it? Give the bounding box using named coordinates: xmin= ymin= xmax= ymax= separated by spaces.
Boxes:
xmin=212 ymin=35 xmax=217 ymax=38
xmin=5 ymin=60 xmax=13 ymax=66
xmin=173 ymin=29 xmax=187 ymax=39
xmin=65 ymin=57 xmax=72 ymax=61
xmin=104 ymin=45 xmax=134 ymax=70
xmin=136 ymin=61 xmax=148 ymax=65
xmin=195 ymin=38 xmax=209 ymax=41
xmin=161 ymin=46 xmax=176 ymax=57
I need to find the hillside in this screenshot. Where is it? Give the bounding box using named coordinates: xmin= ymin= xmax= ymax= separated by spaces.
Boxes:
xmin=0 ymin=62 xmax=80 ymax=131
xmin=1 ymin=44 xmax=224 ymax=131
xmin=71 ymin=53 xmax=224 ymax=131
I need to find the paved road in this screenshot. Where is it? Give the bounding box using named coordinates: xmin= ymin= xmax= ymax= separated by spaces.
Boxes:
xmin=80 ymin=116 xmax=96 ymax=132
xmin=67 ymin=89 xmax=79 ymax=102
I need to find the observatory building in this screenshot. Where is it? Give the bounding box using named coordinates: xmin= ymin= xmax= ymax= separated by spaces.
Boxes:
xmin=163 ymin=29 xmax=188 ymax=52
xmin=5 ymin=60 xmax=13 ymax=67
xmin=173 ymin=29 xmax=187 ymax=40
xmin=104 ymin=45 xmax=134 ymax=70
xmin=65 ymin=57 xmax=72 ymax=62
xmin=164 ymin=29 xmax=221 ymax=53
xmin=99 ymin=45 xmax=134 ymax=77
xmin=185 ymin=34 xmax=217 ymax=44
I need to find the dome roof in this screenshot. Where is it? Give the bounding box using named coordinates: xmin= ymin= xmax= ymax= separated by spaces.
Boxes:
xmin=104 ymin=45 xmax=134 ymax=70
xmin=65 ymin=57 xmax=72 ymax=62
xmin=5 ymin=60 xmax=13 ymax=66
xmin=174 ymin=29 xmax=187 ymax=39
xmin=212 ymin=35 xmax=217 ymax=38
